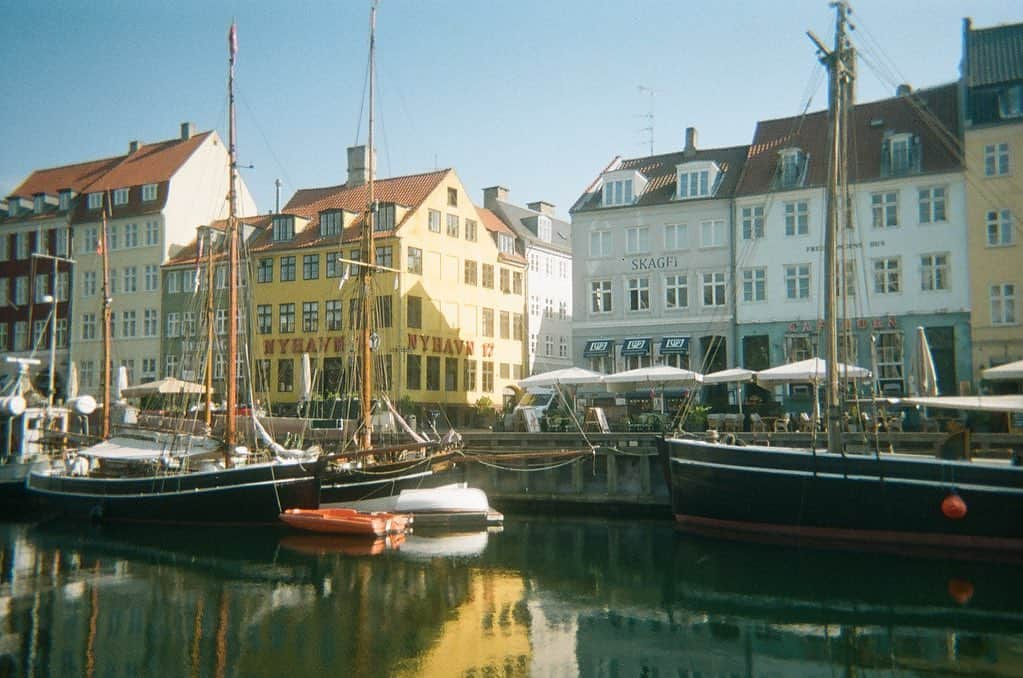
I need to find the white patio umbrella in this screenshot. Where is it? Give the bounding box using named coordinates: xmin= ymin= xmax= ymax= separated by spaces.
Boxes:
xmin=603 ymin=365 xmax=703 ymax=413
xmin=66 ymin=361 xmax=79 ymax=400
xmin=298 ymin=352 xmax=313 ymax=401
xmin=982 ymin=359 xmax=1023 ymax=381
xmin=517 ymin=367 xmax=604 ymax=388
xmin=754 ymin=358 xmax=870 ymax=386
xmin=120 ymin=376 xmax=207 ymax=399
xmin=912 ymin=327 xmax=939 ymax=397
xmin=115 ymin=365 xmax=130 ymax=402
xmin=702 ymin=367 xmax=755 ymax=413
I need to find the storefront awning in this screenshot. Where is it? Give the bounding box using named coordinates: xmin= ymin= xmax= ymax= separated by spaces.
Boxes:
xmin=659 ymin=336 xmax=689 ymax=355
xmin=583 ymin=339 xmax=614 ymax=357
xmin=620 ymin=338 xmax=651 ymax=357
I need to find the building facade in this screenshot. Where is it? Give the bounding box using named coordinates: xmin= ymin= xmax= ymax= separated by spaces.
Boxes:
xmin=482 ymin=186 xmax=573 ymax=376
xmin=734 ymin=84 xmax=971 ymax=406
xmin=570 ymin=129 xmax=748 ymax=380
xmin=961 ymin=19 xmax=1023 ymax=380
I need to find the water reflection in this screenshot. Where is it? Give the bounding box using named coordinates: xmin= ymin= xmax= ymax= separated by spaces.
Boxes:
xmin=0 ymin=517 xmax=1019 ymax=676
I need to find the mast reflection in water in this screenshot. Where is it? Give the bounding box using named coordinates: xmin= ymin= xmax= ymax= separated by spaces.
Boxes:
xmin=0 ymin=517 xmax=1020 ymax=676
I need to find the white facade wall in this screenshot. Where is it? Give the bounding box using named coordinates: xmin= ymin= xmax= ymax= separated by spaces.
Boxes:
xmin=525 ymin=242 xmax=573 ymax=373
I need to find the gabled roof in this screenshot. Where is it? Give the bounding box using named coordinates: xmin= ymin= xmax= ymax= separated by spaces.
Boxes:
xmin=477 ymin=207 xmax=526 ymax=265
xmin=964 ymin=20 xmax=1023 ymax=87
xmin=164 ymin=215 xmax=271 ymax=267
xmin=255 ymin=169 xmax=450 ymax=253
xmin=485 ymin=200 xmax=572 ymax=255
xmin=84 ymin=132 xmax=213 ymax=193
xmin=737 ymin=83 xmax=961 ymax=195
xmin=8 ymin=156 xmax=122 ymax=200
xmin=572 ymin=145 xmax=750 ymax=212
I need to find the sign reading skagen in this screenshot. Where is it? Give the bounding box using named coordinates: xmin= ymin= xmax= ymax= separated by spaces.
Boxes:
xmin=631 ymin=255 xmax=679 ymax=271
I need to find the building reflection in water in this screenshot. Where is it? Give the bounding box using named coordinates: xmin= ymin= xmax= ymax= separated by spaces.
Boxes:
xmin=0 ymin=517 xmax=1019 ymax=676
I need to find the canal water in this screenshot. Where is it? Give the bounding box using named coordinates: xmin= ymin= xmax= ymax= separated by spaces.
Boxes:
xmin=0 ymin=516 xmax=1020 ymax=677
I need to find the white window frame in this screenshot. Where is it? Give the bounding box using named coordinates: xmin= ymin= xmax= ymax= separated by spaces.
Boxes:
xmin=871 ymin=191 xmax=898 ymax=229
xmin=142 ymin=183 xmax=158 ymax=201
xmin=986 ymin=209 xmax=1014 ymax=246
xmin=87 ymin=192 xmax=103 ymax=210
xmin=784 ymin=201 xmax=809 ymax=236
xmin=742 ymin=267 xmax=767 ymax=302
xmin=113 ymin=188 xmax=129 ymax=206
xmin=589 ymin=230 xmax=611 ymax=257
xmin=702 ymin=271 xmax=726 ymax=307
xmin=625 ymin=226 xmax=649 ymax=254
xmin=699 ymin=220 xmax=725 ymax=248
xmin=991 ymin=283 xmax=1017 ymax=325
xmin=665 ymin=274 xmax=688 ymax=310
xmin=664 ymin=223 xmax=688 ymax=250
xmin=920 ymin=253 xmax=949 ymax=291
xmin=741 ymin=206 xmax=764 ymax=240
xmin=627 ymin=277 xmax=650 ymax=312
xmin=873 ymin=257 xmax=901 ymax=295
xmin=784 ymin=264 xmax=811 ymax=300
xmin=591 ymin=280 xmax=612 ymax=314
xmin=984 ymin=143 xmax=1010 ymax=177
xmin=918 ymin=186 xmax=947 ymax=224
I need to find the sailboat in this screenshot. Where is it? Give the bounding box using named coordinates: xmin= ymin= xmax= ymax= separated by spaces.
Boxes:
xmin=660 ymin=2 xmax=1023 ymax=557
xmin=25 ymin=23 xmax=321 ymax=525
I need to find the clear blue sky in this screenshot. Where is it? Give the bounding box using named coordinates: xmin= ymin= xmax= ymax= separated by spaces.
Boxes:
xmin=1 ymin=1 xmax=1019 ymax=220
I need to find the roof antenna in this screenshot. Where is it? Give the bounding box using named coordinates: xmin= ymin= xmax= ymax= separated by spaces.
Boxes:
xmin=637 ymin=85 xmax=656 ymax=156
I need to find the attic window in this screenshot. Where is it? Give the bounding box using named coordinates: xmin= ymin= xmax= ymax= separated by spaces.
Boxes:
xmin=538 ymin=215 xmax=552 ymax=242
xmin=142 ymin=184 xmax=158 ymax=202
xmin=999 ymin=85 xmax=1023 ymax=119
xmin=882 ymin=132 xmax=920 ymax=176
xmin=33 ymin=196 xmax=44 ymax=214
xmin=87 ymin=192 xmax=103 ymax=210
xmin=113 ymin=188 xmax=129 ymax=206
xmin=498 ymin=232 xmax=515 ymax=255
xmin=59 ymin=191 xmax=71 ymax=211
xmin=272 ymin=215 xmax=295 ymax=242
xmin=676 ymin=161 xmax=720 ymax=199
xmin=320 ymin=210 xmax=342 ymax=236
xmin=376 ymin=202 xmax=395 ymax=231
xmin=775 ymin=148 xmax=807 ymax=189
xmin=603 ymin=179 xmax=633 ymax=206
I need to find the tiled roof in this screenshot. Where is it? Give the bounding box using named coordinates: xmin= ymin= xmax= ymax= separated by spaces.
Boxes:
xmin=251 ymin=169 xmax=450 ymax=254
xmin=476 ymin=206 xmax=514 ymax=235
xmin=164 ymin=215 xmax=270 ymax=266
xmin=85 ymin=132 xmax=213 ymax=192
xmin=8 ymin=156 xmax=122 ymax=199
xmin=573 ymin=145 xmax=750 ymax=212
xmin=488 ymin=200 xmax=572 ymax=255
xmin=737 ymin=83 xmax=961 ymax=195
xmin=965 ymin=21 xmax=1023 ymax=87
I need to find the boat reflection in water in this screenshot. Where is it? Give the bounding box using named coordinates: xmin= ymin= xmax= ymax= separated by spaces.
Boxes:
xmin=0 ymin=517 xmax=1020 ymax=676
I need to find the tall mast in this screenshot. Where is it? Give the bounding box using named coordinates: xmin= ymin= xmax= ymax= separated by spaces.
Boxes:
xmin=225 ymin=21 xmax=239 ymax=453
xmin=203 ymin=227 xmax=215 ymax=431
xmin=358 ymin=2 xmax=377 ymax=451
xmin=100 ymin=193 xmax=112 ymax=439
xmin=818 ymin=1 xmax=855 ymax=454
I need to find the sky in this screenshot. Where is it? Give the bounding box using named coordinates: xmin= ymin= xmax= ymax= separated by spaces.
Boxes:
xmin=1 ymin=1 xmax=1020 ymax=222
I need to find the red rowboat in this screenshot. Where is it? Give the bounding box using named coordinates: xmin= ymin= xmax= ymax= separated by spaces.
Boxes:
xmin=280 ymin=507 xmax=411 ymax=537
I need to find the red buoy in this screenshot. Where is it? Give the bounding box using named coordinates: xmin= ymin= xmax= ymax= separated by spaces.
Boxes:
xmin=941 ymin=493 xmax=967 ymax=520
xmin=948 ymin=578 xmax=974 ymax=605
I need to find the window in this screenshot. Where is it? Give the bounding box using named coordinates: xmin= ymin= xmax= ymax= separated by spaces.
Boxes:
xmin=1000 ymin=85 xmax=1023 ymax=118
xmin=702 ymin=272 xmax=726 ymax=307
xmin=482 ymin=264 xmax=494 ymax=289
xmin=840 ymin=260 xmax=857 ymax=298
xmin=180 ymin=312 xmax=195 ymax=337
xmin=14 ymin=277 xmax=27 ymax=305
xmin=376 ymin=203 xmax=395 ymax=231
xmin=0 ymin=235 xmax=7 ymax=261
xmin=113 ymin=188 xmax=129 ymax=205
xmin=375 ymin=245 xmax=393 ymax=269
xmin=214 ymin=308 xmax=227 ymax=335
xmin=405 ymin=354 xmax=422 ymax=390
xmin=871 ymin=191 xmax=898 ymax=228
xmin=280 ymin=256 xmax=296 ymax=281
xmin=406 ymin=295 xmax=422 ymax=329
xmin=918 ymin=187 xmax=946 ymax=223
xmin=426 ymin=356 xmax=441 ymax=391
xmin=320 ymin=210 xmax=342 ymax=236
xmin=34 ymin=274 xmax=48 ymax=303
xmin=513 ymin=271 xmax=523 ymax=294
xmin=589 ymin=230 xmax=611 ymax=256
xmin=700 ymin=220 xmax=725 ymax=248
xmin=446 ymin=213 xmax=459 ymax=237
xmin=13 ymin=322 xmax=28 ymax=351
xmin=444 ymin=358 xmax=458 ymax=391
xmin=741 ymin=206 xmax=764 ymax=240
xmin=627 ymin=277 xmax=649 ymax=311
xmin=0 ymin=280 xmax=6 ymax=305
xmin=482 ymin=308 xmax=494 ymax=337
xmin=124 ymin=223 xmax=139 ymax=247
xmin=602 ymin=179 xmax=633 ymax=206
xmin=986 ymin=209 xmax=1014 ymax=246
xmin=55 ymin=228 xmax=68 ymax=256
xmin=80 ymin=360 xmax=94 ymax=387
xmin=58 ymin=191 xmax=71 ymax=211
xmin=513 ymin=313 xmax=524 ymax=341
xmin=884 ymin=133 xmax=918 ymax=175
xmin=428 ymin=209 xmax=441 ymax=233
xmin=15 ymin=233 xmax=28 ymax=259
xmin=786 ymin=333 xmax=817 ymax=363
xmin=122 ymin=266 xmax=137 ymax=293
xmin=144 ymin=264 xmax=159 ymax=291
xmin=143 ymin=308 xmax=158 ymax=337
xmin=591 ymin=280 xmax=612 ymax=313
xmin=272 ymin=216 xmax=294 ymax=241
xmin=257 ymin=305 xmax=272 ymax=334
xmin=299 ymin=254 xmax=318 ymax=280
xmin=142 ymin=358 xmax=157 ymax=381
xmin=393 ymin=247 xmax=419 ymax=279
xmin=876 ymin=331 xmax=905 ymax=394
xmin=498 ymin=233 xmax=514 ymax=254
xmin=677 ymin=170 xmax=709 ymax=198
xmin=991 ymin=283 xmax=1017 ymax=325
xmin=302 ymin=302 xmax=318 ymax=332
xmin=544 ymin=298 xmax=553 ymax=318
xmin=87 ymin=192 xmax=103 ymax=210
xmin=322 ymin=300 xmax=340 ymax=331
xmin=145 ymin=221 xmax=160 ymax=245
xmin=626 ymin=227 xmax=649 ymax=254
xmin=142 ymin=183 xmax=157 ymax=202
xmin=873 ymin=257 xmax=901 ymax=294
xmin=984 ymin=143 xmax=1010 ymax=177
xmin=121 ymin=310 xmax=137 ymax=337
xmin=82 ymin=313 xmax=97 ymax=340
xmin=785 ymin=264 xmax=811 ymax=300
xmin=482 ymin=361 xmax=494 ymax=392
xmin=465 ymin=219 xmax=478 ymax=242
xmin=279 ymin=303 xmax=296 ymax=333
xmin=776 ymin=148 xmax=806 ymax=188
xmin=742 ymin=268 xmax=767 ymax=302
xmin=258 ymin=258 xmax=273 ymax=283
xmin=32 ymin=320 xmax=46 ymax=348
xmin=165 ymin=355 xmax=178 ymax=378
xmin=463 ymin=259 xmax=477 ymax=285
xmin=920 ymin=253 xmax=949 ymax=291
xmin=499 ymin=268 xmax=510 ymax=293
xmin=277 ymin=359 xmax=294 ymax=392
xmin=558 ymin=300 xmax=568 ymax=320
xmin=108 ymin=225 xmax=119 ymax=250
xmin=784 ymin=201 xmax=809 ymax=236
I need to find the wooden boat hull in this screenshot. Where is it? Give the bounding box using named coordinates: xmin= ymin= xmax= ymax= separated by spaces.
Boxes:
xmin=661 ymin=437 xmax=1023 ymax=557
xmin=280 ymin=507 xmax=410 ymax=536
xmin=26 ymin=461 xmax=321 ymax=525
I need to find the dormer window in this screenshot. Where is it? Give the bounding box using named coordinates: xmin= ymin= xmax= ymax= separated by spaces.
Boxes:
xmin=142 ymin=184 xmax=158 ymax=202
xmin=272 ymin=215 xmax=295 ymax=242
xmin=775 ymin=148 xmax=807 ymax=189
xmin=6 ymin=202 xmax=16 ymax=218
xmin=601 ymin=169 xmax=646 ymax=207
xmin=59 ymin=190 xmax=72 ymax=211
xmin=676 ymin=161 xmax=721 ymax=199
xmin=375 ymin=202 xmax=395 ymax=231
xmin=498 ymin=233 xmax=515 ymax=255
xmin=113 ymin=188 xmax=129 ymax=205
xmin=87 ymin=192 xmax=103 ymax=210
xmin=33 ymin=195 xmax=44 ymax=214
xmin=538 ymin=215 xmax=552 ymax=243
xmin=319 ymin=209 xmax=342 ymax=236
xmin=999 ymin=84 xmax=1023 ymax=119
xmin=882 ymin=132 xmax=920 ymax=176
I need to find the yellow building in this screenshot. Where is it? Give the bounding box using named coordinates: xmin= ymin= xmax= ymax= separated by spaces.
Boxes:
xmin=962 ymin=20 xmax=1023 ymax=380
xmin=249 ymin=147 xmax=527 ymax=425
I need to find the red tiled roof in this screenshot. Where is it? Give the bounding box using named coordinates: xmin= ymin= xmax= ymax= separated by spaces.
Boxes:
xmin=8 ymin=156 xmax=123 ymax=199
xmin=85 ymin=132 xmax=214 ymax=192
xmin=164 ymin=215 xmax=271 ymax=266
xmin=476 ymin=206 xmax=514 ymax=236
xmin=737 ymin=83 xmax=961 ymax=195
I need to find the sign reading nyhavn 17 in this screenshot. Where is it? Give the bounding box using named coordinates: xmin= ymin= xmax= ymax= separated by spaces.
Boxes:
xmin=262 ymin=333 xmax=494 ymax=358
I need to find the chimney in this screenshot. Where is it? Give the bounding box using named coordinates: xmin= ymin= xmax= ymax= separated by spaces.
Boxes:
xmin=527 ymin=201 xmax=555 ymax=217
xmin=180 ymin=122 xmax=195 ymax=140
xmin=482 ymin=186 xmax=508 ymax=209
xmin=128 ymin=140 xmax=140 ymax=153
xmin=896 ymin=83 xmax=912 ymax=97
xmin=684 ymin=127 xmax=698 ymax=157
xmin=346 ymin=145 xmax=376 ymax=187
